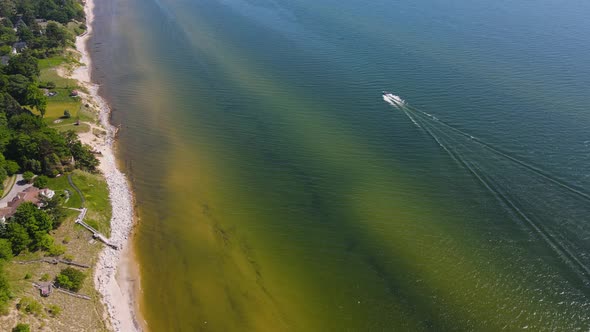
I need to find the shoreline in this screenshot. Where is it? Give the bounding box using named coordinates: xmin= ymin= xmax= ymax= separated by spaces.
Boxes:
xmin=68 ymin=0 xmax=144 ymax=331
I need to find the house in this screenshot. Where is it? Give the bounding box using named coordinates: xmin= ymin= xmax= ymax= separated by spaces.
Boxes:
xmin=12 ymin=41 xmax=27 ymax=54
xmin=0 ymin=55 xmax=9 ymax=66
xmin=15 ymin=17 xmax=26 ymax=30
xmin=0 ymin=187 xmax=56 ymax=222
xmin=34 ymin=18 xmax=48 ymax=30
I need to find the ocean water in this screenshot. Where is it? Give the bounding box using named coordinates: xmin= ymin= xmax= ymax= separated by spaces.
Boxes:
xmin=90 ymin=0 xmax=590 ymax=330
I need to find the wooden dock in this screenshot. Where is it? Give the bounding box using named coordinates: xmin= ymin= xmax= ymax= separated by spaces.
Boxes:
xmin=75 ymin=208 xmax=118 ymax=249
xmin=33 ymin=282 xmax=91 ymax=300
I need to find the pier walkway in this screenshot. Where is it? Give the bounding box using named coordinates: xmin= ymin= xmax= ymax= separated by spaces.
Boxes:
xmin=74 ymin=207 xmax=118 ymax=249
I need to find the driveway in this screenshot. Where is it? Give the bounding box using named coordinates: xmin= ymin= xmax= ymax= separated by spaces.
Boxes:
xmin=0 ymin=174 xmax=33 ymax=208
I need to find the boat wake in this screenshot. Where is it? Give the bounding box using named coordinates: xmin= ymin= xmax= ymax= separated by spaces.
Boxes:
xmin=382 ymin=92 xmax=406 ymax=108
xmin=383 ymin=92 xmax=590 ymax=285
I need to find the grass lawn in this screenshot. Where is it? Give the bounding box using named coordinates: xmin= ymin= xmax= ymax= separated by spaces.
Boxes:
xmin=46 ymin=170 xmax=112 ymax=234
xmin=39 ymin=68 xmax=79 ymax=89
xmin=1 ymin=175 xmax=16 ymax=198
xmin=45 ymin=174 xmax=83 ymax=209
xmin=38 ymin=56 xmax=68 ymax=70
xmin=45 ymin=99 xmax=81 ymax=123
xmin=71 ymin=171 xmax=111 ymax=234
xmin=53 ymin=122 xmax=90 ymax=134
xmin=38 ymin=55 xmax=84 ymax=124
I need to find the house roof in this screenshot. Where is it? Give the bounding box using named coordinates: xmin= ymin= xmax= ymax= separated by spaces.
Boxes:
xmin=0 ymin=187 xmax=53 ymax=219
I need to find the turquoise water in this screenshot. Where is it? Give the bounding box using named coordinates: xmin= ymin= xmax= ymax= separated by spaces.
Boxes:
xmin=90 ymin=0 xmax=590 ymax=330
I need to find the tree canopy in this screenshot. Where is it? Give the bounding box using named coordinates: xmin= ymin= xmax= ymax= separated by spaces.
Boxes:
xmin=55 ymin=267 xmax=86 ymax=292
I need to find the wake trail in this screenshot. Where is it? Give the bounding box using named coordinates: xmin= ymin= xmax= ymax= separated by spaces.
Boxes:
xmin=384 ymin=95 xmax=590 ymax=284
xmin=410 ymin=113 xmax=590 ymax=282
xmin=403 ymin=104 xmax=590 ymax=203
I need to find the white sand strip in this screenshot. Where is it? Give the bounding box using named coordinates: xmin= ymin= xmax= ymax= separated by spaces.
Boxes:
xmin=67 ymin=0 xmax=143 ymax=331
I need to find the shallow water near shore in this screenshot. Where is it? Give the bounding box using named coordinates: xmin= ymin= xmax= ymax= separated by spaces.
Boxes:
xmin=90 ymin=0 xmax=590 ymax=330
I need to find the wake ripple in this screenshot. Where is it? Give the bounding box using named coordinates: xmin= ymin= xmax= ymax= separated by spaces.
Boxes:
xmin=384 ymin=93 xmax=590 ymax=285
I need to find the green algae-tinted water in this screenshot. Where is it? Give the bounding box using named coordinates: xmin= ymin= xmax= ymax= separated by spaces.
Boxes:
xmin=90 ymin=0 xmax=590 ymax=330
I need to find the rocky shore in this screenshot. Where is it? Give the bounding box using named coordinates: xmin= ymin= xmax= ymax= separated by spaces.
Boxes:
xmin=67 ymin=0 xmax=142 ymax=330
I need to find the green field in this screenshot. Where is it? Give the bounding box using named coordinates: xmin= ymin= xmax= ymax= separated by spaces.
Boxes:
xmin=38 ymin=56 xmax=83 ymax=123
xmin=44 ymin=173 xmax=83 ymax=209
xmin=70 ymin=171 xmax=112 ymax=234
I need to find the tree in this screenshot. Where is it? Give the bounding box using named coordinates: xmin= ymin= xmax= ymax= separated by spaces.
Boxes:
xmin=0 ymin=3 xmax=16 ymax=18
xmin=6 ymin=52 xmax=39 ymax=79
xmin=0 ymin=270 xmax=10 ymax=314
xmin=7 ymin=75 xmax=30 ymax=105
xmin=5 ymin=222 xmax=31 ymax=254
xmin=0 ymin=166 xmax=7 ymax=184
xmin=55 ymin=273 xmax=72 ymax=289
xmin=4 ymin=160 xmax=19 ymax=175
xmin=43 ymin=153 xmax=63 ymax=176
xmin=63 ymin=130 xmax=98 ymax=172
xmin=41 ymin=195 xmax=66 ymax=228
xmin=33 ymin=175 xmax=47 ymax=188
xmin=0 ymin=92 xmax=24 ymax=118
xmin=0 ymin=239 xmax=12 ymax=260
xmin=55 ymin=267 xmax=86 ymax=292
xmin=45 ymin=22 xmax=71 ymax=48
xmin=22 ymin=171 xmax=33 ymax=183
xmin=25 ymin=83 xmax=46 ymax=116
xmin=63 ymin=110 xmax=71 ymax=118
xmin=8 ymin=202 xmax=54 ymax=252
xmin=37 ymin=233 xmax=53 ymax=251
xmin=16 ymin=25 xmax=33 ymax=43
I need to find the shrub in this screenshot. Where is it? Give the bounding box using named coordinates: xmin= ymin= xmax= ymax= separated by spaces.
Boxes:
xmin=0 ymin=239 xmax=13 ymax=261
xmin=12 ymin=323 xmax=30 ymax=332
xmin=33 ymin=175 xmax=48 ymax=188
xmin=17 ymin=297 xmax=42 ymax=316
xmin=38 ymin=234 xmax=54 ymax=251
xmin=47 ymin=244 xmax=66 ymax=257
xmin=63 ymin=110 xmax=71 ymax=119
xmin=47 ymin=304 xmax=61 ymax=317
xmin=22 ymin=171 xmax=34 ymax=183
xmin=40 ymin=273 xmax=50 ymax=281
xmin=0 ymin=272 xmax=10 ymax=315
xmin=23 ymin=273 xmax=31 ymax=280
xmin=55 ymin=267 xmax=86 ymax=292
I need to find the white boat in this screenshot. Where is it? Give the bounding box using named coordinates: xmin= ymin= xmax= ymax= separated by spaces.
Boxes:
xmin=382 ymin=91 xmax=405 ymax=107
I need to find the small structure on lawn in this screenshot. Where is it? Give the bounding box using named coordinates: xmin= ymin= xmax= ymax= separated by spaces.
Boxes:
xmin=33 ymin=282 xmax=53 ymax=297
xmin=40 ymin=283 xmax=52 ymax=297
xmin=70 ymin=90 xmax=79 ymax=97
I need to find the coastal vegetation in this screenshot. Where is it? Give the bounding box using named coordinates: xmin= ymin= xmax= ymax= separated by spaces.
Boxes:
xmin=0 ymin=0 xmax=111 ymax=329
xmin=54 ymin=267 xmax=86 ymax=292
xmin=12 ymin=323 xmax=29 ymax=332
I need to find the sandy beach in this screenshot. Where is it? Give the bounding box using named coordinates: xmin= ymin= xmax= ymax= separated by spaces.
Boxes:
xmin=67 ymin=0 xmax=143 ymax=331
